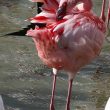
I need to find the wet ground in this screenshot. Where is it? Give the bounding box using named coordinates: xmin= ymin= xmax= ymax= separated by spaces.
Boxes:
xmin=0 ymin=0 xmax=110 ymax=110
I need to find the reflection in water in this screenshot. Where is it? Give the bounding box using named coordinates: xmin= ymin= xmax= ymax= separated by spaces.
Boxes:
xmin=0 ymin=0 xmax=110 ymax=110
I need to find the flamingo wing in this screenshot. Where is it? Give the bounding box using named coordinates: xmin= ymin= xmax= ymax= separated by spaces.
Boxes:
xmin=28 ymin=0 xmax=60 ymax=25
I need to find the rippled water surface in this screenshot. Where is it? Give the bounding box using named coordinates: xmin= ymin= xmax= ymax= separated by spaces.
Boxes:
xmin=0 ymin=0 xmax=110 ymax=110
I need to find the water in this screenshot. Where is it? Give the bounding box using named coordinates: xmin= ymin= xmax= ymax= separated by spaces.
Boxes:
xmin=0 ymin=0 xmax=110 ymax=110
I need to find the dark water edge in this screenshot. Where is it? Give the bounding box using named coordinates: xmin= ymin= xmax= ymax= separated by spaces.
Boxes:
xmin=0 ymin=0 xmax=110 ymax=110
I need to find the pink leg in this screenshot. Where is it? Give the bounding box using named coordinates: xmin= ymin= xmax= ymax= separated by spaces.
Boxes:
xmin=100 ymin=0 xmax=106 ymax=21
xmin=107 ymin=0 xmax=110 ymax=27
xmin=50 ymin=72 xmax=57 ymax=110
xmin=65 ymin=79 xmax=73 ymax=110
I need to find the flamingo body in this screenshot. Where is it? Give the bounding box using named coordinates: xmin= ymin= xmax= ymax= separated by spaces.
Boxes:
xmin=26 ymin=0 xmax=107 ymax=110
xmin=27 ymin=5 xmax=106 ymax=79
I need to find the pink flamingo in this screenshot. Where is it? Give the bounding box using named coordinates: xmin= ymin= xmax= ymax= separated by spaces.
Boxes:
xmin=26 ymin=0 xmax=110 ymax=110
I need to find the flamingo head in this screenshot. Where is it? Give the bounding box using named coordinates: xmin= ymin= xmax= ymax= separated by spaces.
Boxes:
xmin=56 ymin=0 xmax=80 ymax=20
xmin=56 ymin=2 xmax=67 ymax=20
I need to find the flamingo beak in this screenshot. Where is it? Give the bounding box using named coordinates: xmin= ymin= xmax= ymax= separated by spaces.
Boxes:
xmin=56 ymin=2 xmax=67 ymax=20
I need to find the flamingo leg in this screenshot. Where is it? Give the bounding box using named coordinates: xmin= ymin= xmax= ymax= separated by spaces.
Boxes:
xmin=50 ymin=68 xmax=57 ymax=110
xmin=107 ymin=0 xmax=110 ymax=28
xmin=65 ymin=79 xmax=73 ymax=110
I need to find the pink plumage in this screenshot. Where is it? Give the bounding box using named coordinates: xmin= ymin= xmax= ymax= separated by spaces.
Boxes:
xmin=26 ymin=0 xmax=109 ymax=110
xmin=29 ymin=0 xmax=44 ymax=2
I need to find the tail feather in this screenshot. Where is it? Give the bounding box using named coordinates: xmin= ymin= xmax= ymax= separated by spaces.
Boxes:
xmin=28 ymin=0 xmax=58 ymax=24
xmin=29 ymin=12 xmax=56 ymax=24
